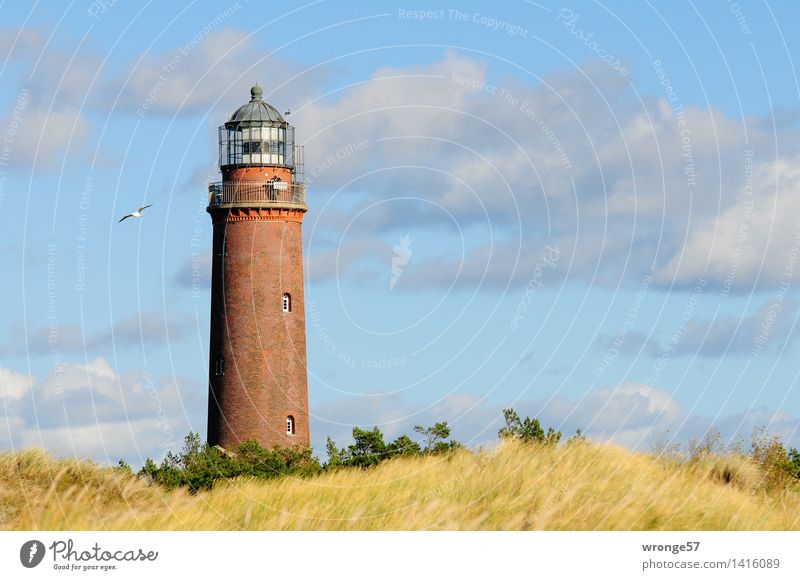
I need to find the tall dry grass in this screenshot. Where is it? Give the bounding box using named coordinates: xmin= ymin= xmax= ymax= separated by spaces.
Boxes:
xmin=2 ymin=441 xmax=799 ymax=530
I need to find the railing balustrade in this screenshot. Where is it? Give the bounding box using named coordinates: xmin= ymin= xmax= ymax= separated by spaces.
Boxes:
xmin=207 ymin=180 xmax=307 ymax=210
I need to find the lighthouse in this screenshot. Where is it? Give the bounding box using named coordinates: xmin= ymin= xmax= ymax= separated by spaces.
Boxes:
xmin=206 ymin=85 xmax=309 ymax=450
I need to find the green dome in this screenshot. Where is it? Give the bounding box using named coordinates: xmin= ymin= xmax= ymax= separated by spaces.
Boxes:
xmin=228 ymin=84 xmax=286 ymax=125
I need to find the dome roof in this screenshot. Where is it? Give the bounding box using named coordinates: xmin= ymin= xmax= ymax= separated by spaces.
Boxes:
xmin=228 ymin=85 xmax=286 ymax=125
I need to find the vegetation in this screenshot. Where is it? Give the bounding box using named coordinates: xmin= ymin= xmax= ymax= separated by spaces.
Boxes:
xmin=1 ymin=437 xmax=798 ymax=530
xmin=127 ymin=420 xmax=463 ymax=491
xmin=1 ymin=408 xmax=799 ymax=530
xmin=748 ymin=426 xmax=800 ymax=490
xmin=324 ymin=421 xmax=463 ymax=469
xmin=498 ymin=408 xmax=562 ymax=445
xmin=137 ymin=432 xmax=321 ymax=492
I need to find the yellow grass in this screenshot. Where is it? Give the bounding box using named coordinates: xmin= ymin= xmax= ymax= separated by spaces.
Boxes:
xmin=2 ymin=441 xmax=799 ymax=530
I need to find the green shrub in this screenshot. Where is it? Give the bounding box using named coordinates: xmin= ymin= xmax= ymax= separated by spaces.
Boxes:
xmin=566 ymin=428 xmax=587 ymax=444
xmin=344 ymin=426 xmax=389 ymax=468
xmin=138 ymin=432 xmax=321 ymax=492
xmin=414 ymin=422 xmax=462 ymax=454
xmin=325 ymin=421 xmax=462 ymax=469
xmin=129 ymin=418 xmax=799 ymax=496
xmin=788 ymin=447 xmax=800 ymax=479
xmin=749 ymin=427 xmax=797 ymax=490
xmin=326 ymin=426 xmax=415 ymax=469
xmin=498 ymin=408 xmax=561 ymax=445
xmin=387 ymin=434 xmax=422 ymax=457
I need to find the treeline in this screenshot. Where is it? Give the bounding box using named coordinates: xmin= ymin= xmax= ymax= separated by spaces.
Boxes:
xmin=123 ymin=408 xmax=567 ymax=492
xmin=122 ymin=409 xmax=800 ymax=493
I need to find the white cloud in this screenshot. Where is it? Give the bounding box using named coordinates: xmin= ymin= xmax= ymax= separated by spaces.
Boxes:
xmin=111 ymin=28 xmax=326 ymax=118
xmin=313 ymin=382 xmax=798 ymax=456
xmin=658 ymin=155 xmax=800 ymax=287
xmin=0 ymin=367 xmax=33 ymax=401
xmin=1 ymin=26 xmax=326 ymax=170
xmin=16 ymin=418 xmax=177 ymax=465
xmin=1 ymin=359 xmax=205 ymax=466
xmin=297 ymin=53 xmax=800 ymax=292
xmin=39 ymin=356 xmax=117 ymax=400
xmin=5 ymin=108 xmax=90 ymax=167
xmin=0 ymin=26 xmax=44 ymax=62
xmin=536 ymin=383 xmax=684 ymax=450
xmin=3 ymin=311 xmax=196 ymax=357
xmin=5 ymin=26 xmax=800 ymax=289
xmin=596 ymin=296 xmax=800 ymax=359
xmin=3 ymin=355 xmax=796 ymax=464
xmin=0 ymin=26 xmax=103 ymax=168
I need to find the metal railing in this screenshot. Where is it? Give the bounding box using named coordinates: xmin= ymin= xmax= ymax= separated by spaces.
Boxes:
xmin=207 ymin=180 xmax=307 ymax=210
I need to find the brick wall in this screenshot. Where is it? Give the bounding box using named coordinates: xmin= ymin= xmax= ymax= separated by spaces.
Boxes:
xmin=206 ymin=205 xmax=310 ymax=450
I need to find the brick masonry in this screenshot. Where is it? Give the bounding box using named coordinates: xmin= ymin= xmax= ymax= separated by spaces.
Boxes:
xmin=206 ymin=166 xmax=310 ymax=450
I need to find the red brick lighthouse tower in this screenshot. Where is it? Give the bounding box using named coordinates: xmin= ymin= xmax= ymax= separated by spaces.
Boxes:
xmin=206 ymin=85 xmax=309 ymax=450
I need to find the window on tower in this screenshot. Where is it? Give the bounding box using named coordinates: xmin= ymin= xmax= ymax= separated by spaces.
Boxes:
xmin=215 ymin=357 xmax=224 ymax=376
xmin=286 ymin=415 xmax=295 ymax=435
xmin=282 ymin=293 xmax=291 ymax=313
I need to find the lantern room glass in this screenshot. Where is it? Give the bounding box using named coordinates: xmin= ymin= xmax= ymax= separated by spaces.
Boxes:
xmin=219 ymin=124 xmax=293 ymax=167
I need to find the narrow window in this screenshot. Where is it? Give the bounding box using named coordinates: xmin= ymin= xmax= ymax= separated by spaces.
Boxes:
xmin=286 ymin=415 xmax=295 ymax=435
xmin=282 ymin=292 xmax=291 ymax=313
xmin=215 ymin=357 xmax=224 ymax=376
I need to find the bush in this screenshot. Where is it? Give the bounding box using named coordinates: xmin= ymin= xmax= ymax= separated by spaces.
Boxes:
xmin=326 ymin=426 xmax=411 ymax=468
xmin=138 ymin=432 xmax=321 ymax=492
xmin=566 ymin=428 xmax=587 ymax=445
xmin=115 ymin=459 xmax=133 ymax=474
xmin=498 ymin=408 xmax=561 ymax=445
xmin=127 ymin=419 xmax=799 ymax=495
xmin=749 ymin=427 xmax=797 ymax=490
xmin=343 ymin=426 xmax=389 ymax=469
xmin=325 ymin=427 xmax=389 ymax=469
xmin=788 ymin=447 xmax=800 ymax=479
xmin=388 ymin=434 xmax=422 ymax=457
xmin=414 ymin=422 xmax=463 ymax=454
xmin=325 ymin=422 xmax=462 ymax=469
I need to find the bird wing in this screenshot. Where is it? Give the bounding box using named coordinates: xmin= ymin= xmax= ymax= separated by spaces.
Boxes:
xmin=119 ymin=214 xmax=134 ymax=222
xmin=138 ymin=204 xmax=153 ymax=212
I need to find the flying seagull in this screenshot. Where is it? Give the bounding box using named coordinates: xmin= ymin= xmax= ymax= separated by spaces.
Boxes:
xmin=118 ymin=204 xmax=153 ymax=223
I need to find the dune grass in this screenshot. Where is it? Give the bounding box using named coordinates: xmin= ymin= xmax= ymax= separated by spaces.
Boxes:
xmin=2 ymin=440 xmax=799 ymax=530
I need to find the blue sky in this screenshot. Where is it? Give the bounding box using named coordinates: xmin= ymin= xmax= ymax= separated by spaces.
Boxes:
xmin=1 ymin=0 xmax=799 ymax=466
